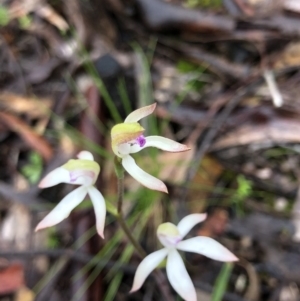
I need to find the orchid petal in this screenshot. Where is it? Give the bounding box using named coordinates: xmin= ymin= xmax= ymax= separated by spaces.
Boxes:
xmin=111 ymin=123 xmax=144 ymax=156
xmin=62 ymin=159 xmax=100 ymax=186
xmin=125 ymin=103 xmax=156 ymax=123
xmin=67 ymin=169 xmax=95 ymax=186
xmin=157 ymin=223 xmax=182 ymax=248
xmin=38 ymin=167 xmax=71 ymax=188
xmin=122 ymin=155 xmax=168 ymax=193
xmin=117 ymin=143 xmax=131 ymax=156
xmin=35 ymin=186 xmax=87 ymax=231
xmin=87 ymin=186 xmax=106 ymax=238
xmin=77 ymin=151 xmax=94 ymax=161
xmin=177 ymin=213 xmax=207 ymax=238
xmin=130 ymin=248 xmax=168 ymax=292
xmin=166 ymin=249 xmax=197 ymax=301
xmin=176 ymin=237 xmax=238 ymax=262
xmin=130 ymin=136 xmax=191 ymax=154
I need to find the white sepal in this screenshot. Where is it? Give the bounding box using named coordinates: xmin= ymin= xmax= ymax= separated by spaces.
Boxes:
xmin=122 ymin=155 xmax=168 ymax=193
xmin=177 ymin=213 xmax=207 ymax=238
xmin=39 ymin=167 xmax=70 ymax=188
xmin=87 ymin=186 xmax=106 ymax=238
xmin=176 ymin=237 xmax=238 ymax=262
xmin=125 ymin=103 xmax=156 ymax=123
xmin=166 ymin=249 xmax=197 ymax=301
xmin=130 ymin=136 xmax=190 ymax=154
xmin=130 ymin=248 xmax=169 ymax=292
xmin=35 ymin=186 xmax=87 ymax=231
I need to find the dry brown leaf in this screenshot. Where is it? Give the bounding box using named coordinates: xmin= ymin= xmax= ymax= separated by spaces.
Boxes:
xmin=274 ymin=42 xmax=300 ymax=69
xmin=9 ymin=1 xmax=68 ymax=31
xmin=9 ymin=0 xmax=41 ymax=18
xmin=198 ymin=208 xmax=229 ymax=237
xmin=158 ymin=142 xmax=194 ymax=184
xmin=0 ymin=92 xmax=52 ymax=118
xmin=14 ymin=286 xmax=35 ymax=301
xmin=212 ymin=117 xmax=300 ymax=150
xmin=188 ymin=156 xmax=223 ymax=213
xmin=0 ymin=111 xmax=53 ymax=161
xmin=1 ymin=204 xmax=31 ymax=251
xmin=36 ymin=5 xmax=69 ymax=32
xmin=243 ymin=0 xmax=282 ymax=14
xmin=195 ymin=289 xmax=211 ymax=301
xmin=0 ymin=263 xmax=24 ymax=295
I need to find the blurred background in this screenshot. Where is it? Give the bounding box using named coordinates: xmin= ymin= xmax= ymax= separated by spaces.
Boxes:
xmin=0 ymin=0 xmax=300 ymax=300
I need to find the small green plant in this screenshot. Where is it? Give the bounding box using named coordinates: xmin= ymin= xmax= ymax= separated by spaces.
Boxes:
xmin=236 ymin=175 xmax=252 ymax=199
xmin=177 ymin=60 xmax=205 ymax=73
xmin=232 ymin=175 xmax=252 ymax=216
xmin=21 ymin=151 xmax=43 ymax=184
xmin=177 ymin=60 xmax=207 ymax=92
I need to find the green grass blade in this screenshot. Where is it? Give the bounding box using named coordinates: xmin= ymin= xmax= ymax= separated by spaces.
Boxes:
xmin=103 ymin=272 xmax=124 ymax=301
xmin=117 ymin=77 xmax=132 ymax=115
xmin=80 ymin=49 xmax=122 ymax=123
xmin=211 ymin=262 xmax=233 ymax=301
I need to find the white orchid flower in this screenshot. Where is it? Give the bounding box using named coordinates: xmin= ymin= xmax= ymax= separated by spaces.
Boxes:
xmin=131 ymin=213 xmax=238 ymax=301
xmin=111 ymin=103 xmax=190 ymax=193
xmin=35 ymin=151 xmax=106 ymax=238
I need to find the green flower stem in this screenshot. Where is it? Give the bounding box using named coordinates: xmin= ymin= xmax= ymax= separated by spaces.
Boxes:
xmin=116 ymin=173 xmax=146 ymax=257
xmin=117 ymin=173 xmax=124 ymax=215
xmin=114 ymin=157 xmax=146 ymax=258
xmin=114 ymin=157 xmax=173 ymax=301
xmin=116 ymin=214 xmax=147 ymax=258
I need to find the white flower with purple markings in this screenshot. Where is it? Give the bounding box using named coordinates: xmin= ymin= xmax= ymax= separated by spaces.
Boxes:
xmin=35 ymin=151 xmax=106 ymax=238
xmin=111 ymin=103 xmax=190 ymax=193
xmin=131 ymin=213 xmax=238 ymax=301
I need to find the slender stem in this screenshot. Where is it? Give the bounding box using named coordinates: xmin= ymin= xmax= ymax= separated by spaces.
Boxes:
xmin=114 ymin=158 xmax=173 ymax=301
xmin=116 ymin=172 xmax=146 ymax=258
xmin=117 ymin=172 xmax=124 ymax=215
xmin=116 ymin=215 xmax=147 ymax=257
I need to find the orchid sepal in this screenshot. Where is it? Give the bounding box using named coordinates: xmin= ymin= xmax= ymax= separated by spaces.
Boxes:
xmin=167 ymin=249 xmax=197 ymax=301
xmin=176 ymin=237 xmax=238 ymax=262
xmin=129 ymin=136 xmax=191 ymax=154
xmin=125 ymin=103 xmax=156 ymax=123
xmin=122 ymin=155 xmax=168 ymax=193
xmin=130 ymin=248 xmax=169 ymax=293
xmin=35 ymin=186 xmax=87 ymax=232
xmin=177 ymin=213 xmax=207 ymax=237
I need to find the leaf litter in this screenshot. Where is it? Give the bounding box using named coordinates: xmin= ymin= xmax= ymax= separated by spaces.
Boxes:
xmin=0 ymin=0 xmax=300 ymax=300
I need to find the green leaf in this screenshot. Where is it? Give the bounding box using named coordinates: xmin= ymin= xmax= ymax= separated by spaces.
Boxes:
xmin=236 ymin=175 xmax=252 ymax=198
xmin=21 ymin=152 xmax=43 ymax=184
xmin=211 ymin=262 xmax=233 ymax=301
